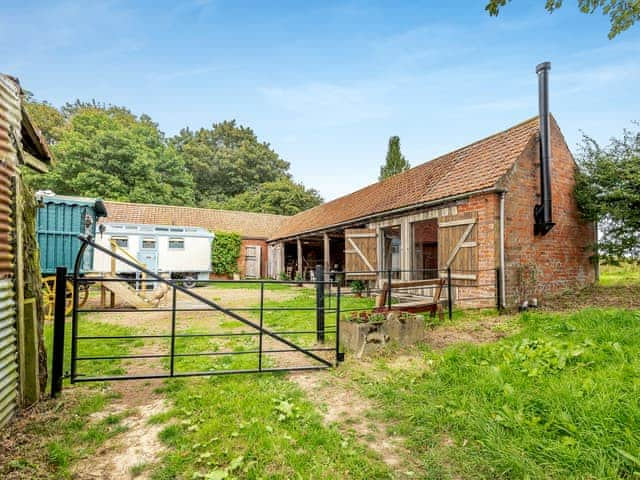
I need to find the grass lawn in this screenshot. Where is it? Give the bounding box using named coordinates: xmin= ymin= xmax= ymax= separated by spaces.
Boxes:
xmin=599 ymin=262 xmax=640 ymax=286
xmin=349 ymin=308 xmax=640 ymax=479
xmin=149 ymin=376 xmax=391 ymax=479
xmin=5 ymin=282 xmax=640 ymax=479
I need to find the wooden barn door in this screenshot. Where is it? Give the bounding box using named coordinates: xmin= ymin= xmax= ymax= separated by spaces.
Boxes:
xmin=245 ymin=245 xmax=262 ymax=279
xmin=438 ymin=214 xmax=478 ymax=283
xmin=344 ymin=228 xmax=377 ymax=279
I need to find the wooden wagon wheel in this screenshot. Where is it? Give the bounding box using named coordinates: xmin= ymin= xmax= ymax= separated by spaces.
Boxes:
xmin=42 ymin=276 xmax=74 ymax=321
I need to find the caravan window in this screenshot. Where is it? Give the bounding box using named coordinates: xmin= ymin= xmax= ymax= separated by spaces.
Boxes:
xmin=142 ymin=238 xmax=156 ymax=249
xmin=169 ymin=237 xmax=185 ymax=249
xmin=112 ymin=236 xmax=128 ymax=248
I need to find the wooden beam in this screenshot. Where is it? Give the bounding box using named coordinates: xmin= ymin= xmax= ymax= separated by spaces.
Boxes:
xmin=323 ymin=233 xmax=330 ymax=275
xmin=439 ymin=218 xmax=476 ymax=228
xmin=296 ymin=238 xmax=302 ymax=275
xmin=23 ymin=151 xmax=49 ymax=174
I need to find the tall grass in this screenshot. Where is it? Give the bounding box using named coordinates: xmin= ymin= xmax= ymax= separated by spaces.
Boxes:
xmin=354 ymin=308 xmax=640 ymax=479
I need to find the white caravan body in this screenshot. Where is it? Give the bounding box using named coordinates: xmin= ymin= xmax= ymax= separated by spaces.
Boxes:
xmin=93 ymin=222 xmax=214 ymax=281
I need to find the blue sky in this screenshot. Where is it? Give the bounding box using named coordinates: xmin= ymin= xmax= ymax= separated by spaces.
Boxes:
xmin=2 ymin=1 xmax=638 ymax=200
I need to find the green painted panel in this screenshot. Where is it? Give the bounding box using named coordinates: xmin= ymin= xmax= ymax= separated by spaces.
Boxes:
xmin=35 ymin=195 xmax=104 ymax=275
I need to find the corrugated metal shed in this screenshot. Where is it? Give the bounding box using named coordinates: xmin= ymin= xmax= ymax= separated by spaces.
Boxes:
xmin=0 ymin=280 xmax=17 ymax=427
xmin=0 ymin=74 xmax=20 ymax=427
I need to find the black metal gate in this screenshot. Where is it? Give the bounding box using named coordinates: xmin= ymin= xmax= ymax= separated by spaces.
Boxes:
xmin=51 ymin=235 xmax=342 ymax=395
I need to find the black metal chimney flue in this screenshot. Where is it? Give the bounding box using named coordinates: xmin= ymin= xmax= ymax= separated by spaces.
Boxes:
xmin=534 ymin=61 xmax=555 ymax=236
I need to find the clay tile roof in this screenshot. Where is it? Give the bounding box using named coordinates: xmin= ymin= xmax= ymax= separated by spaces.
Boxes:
xmin=102 ymin=201 xmax=288 ymax=239
xmin=272 ymin=116 xmax=540 ymax=240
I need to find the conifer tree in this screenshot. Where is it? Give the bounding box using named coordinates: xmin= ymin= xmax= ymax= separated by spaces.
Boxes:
xmin=379 ymin=136 xmax=410 ymax=181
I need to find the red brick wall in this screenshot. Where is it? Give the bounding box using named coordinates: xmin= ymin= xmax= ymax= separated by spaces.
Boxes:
xmin=454 ymin=193 xmax=499 ymax=308
xmin=501 ymin=119 xmax=595 ymax=305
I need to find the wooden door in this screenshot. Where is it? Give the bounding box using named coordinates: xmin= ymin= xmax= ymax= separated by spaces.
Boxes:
xmin=245 ymin=245 xmax=261 ymax=279
xmin=344 ymin=228 xmax=377 ymax=279
xmin=437 ymin=214 xmax=478 ymax=283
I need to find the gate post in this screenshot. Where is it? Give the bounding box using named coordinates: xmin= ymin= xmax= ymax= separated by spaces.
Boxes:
xmin=315 ymin=265 xmax=325 ymax=343
xmin=387 ymin=268 xmax=393 ymax=310
xmin=51 ymin=267 xmax=67 ymax=397
xmin=447 ymin=267 xmax=453 ymax=320
xmin=335 ymin=282 xmax=343 ymax=363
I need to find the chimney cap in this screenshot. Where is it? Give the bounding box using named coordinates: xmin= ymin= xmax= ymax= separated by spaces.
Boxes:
xmin=536 ymin=61 xmax=551 ymax=74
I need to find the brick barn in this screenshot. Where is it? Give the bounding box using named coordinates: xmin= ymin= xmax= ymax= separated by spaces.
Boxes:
xmin=269 ymin=64 xmax=596 ymax=308
xmin=101 ymin=201 xmax=286 ymax=278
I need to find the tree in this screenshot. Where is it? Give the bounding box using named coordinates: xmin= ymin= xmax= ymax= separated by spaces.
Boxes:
xmin=172 ymin=120 xmax=290 ymax=205
xmin=29 ymin=105 xmax=195 ymax=206
xmin=575 ymin=123 xmax=640 ymax=262
xmin=217 ymin=178 xmax=323 ymax=215
xmin=24 ymin=99 xmax=66 ymax=145
xmin=485 ymin=0 xmax=640 ymax=39
xmin=379 ymin=136 xmax=410 ymax=181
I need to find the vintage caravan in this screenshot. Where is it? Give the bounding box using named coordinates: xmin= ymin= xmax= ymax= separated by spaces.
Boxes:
xmin=94 ymin=222 xmax=214 ymax=286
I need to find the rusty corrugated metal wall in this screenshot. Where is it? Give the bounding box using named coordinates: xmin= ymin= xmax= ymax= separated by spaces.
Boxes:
xmin=0 ymin=75 xmax=20 ymax=427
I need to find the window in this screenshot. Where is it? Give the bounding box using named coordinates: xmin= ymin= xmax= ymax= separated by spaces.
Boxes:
xmin=168 ymin=237 xmax=184 ymax=249
xmin=112 ymin=236 xmax=128 ymax=248
xmin=142 ymin=238 xmax=156 ymax=249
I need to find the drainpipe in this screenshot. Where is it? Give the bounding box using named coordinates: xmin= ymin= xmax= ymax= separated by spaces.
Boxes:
xmin=499 ymin=191 xmax=507 ymax=309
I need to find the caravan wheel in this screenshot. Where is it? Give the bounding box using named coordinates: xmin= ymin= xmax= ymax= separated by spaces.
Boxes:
xmin=182 ymin=275 xmax=196 ymax=289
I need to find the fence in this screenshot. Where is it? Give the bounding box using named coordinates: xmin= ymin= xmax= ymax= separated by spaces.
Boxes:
xmin=51 ymin=238 xmax=344 ymax=395
xmin=50 ymin=237 xmax=502 ymax=394
xmin=333 ymin=267 xmax=502 ymax=319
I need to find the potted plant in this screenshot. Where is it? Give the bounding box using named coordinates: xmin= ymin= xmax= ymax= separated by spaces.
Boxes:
xmin=294 ymin=272 xmax=304 ymax=287
xmin=350 ymin=280 xmax=365 ymax=297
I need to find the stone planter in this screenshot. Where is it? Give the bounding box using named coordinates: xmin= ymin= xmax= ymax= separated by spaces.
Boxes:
xmin=340 ymin=311 xmax=426 ymax=358
xmin=383 ymin=312 xmax=425 ymax=346
xmin=340 ymin=320 xmax=388 ymax=358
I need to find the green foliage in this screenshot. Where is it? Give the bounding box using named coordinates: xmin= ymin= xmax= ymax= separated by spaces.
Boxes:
xmin=354 ymin=308 xmax=640 ymax=478
xmin=27 ymin=103 xmax=195 ymax=205
xmin=24 ymin=98 xmax=319 ymax=214
xmin=485 ymin=0 xmax=639 ymax=39
xmin=379 ymin=135 xmax=410 ymax=181
xmin=1 ymin=386 xmax=126 ymax=479
xmin=172 ymin=120 xmax=290 ymax=205
xmin=278 ymin=271 xmax=289 ymax=281
xmin=216 ymin=178 xmax=323 ymax=215
xmin=211 ymin=231 xmax=242 ymax=275
xmin=24 ymin=99 xmax=66 ymax=145
xmin=350 ymin=279 xmax=365 ymax=294
xmin=150 ymin=374 xmax=390 ymax=479
xmin=574 ymin=125 xmax=640 ymax=262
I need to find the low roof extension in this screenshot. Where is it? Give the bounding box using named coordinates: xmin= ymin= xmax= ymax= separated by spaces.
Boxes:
xmin=103 ymin=200 xmax=288 ymax=240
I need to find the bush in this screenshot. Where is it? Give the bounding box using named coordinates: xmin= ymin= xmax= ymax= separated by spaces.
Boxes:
xmin=350 ymin=280 xmax=365 ymax=294
xmin=211 ymin=231 xmax=242 ymax=275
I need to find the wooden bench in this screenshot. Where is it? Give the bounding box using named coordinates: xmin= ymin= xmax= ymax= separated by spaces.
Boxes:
xmin=374 ymin=278 xmax=445 ymax=320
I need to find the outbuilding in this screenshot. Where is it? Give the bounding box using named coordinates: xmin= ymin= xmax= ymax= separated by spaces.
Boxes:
xmin=101 ymin=201 xmax=287 ymax=279
xmin=0 ymin=74 xmax=53 ymax=425
xmin=268 ymin=64 xmax=596 ymax=308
